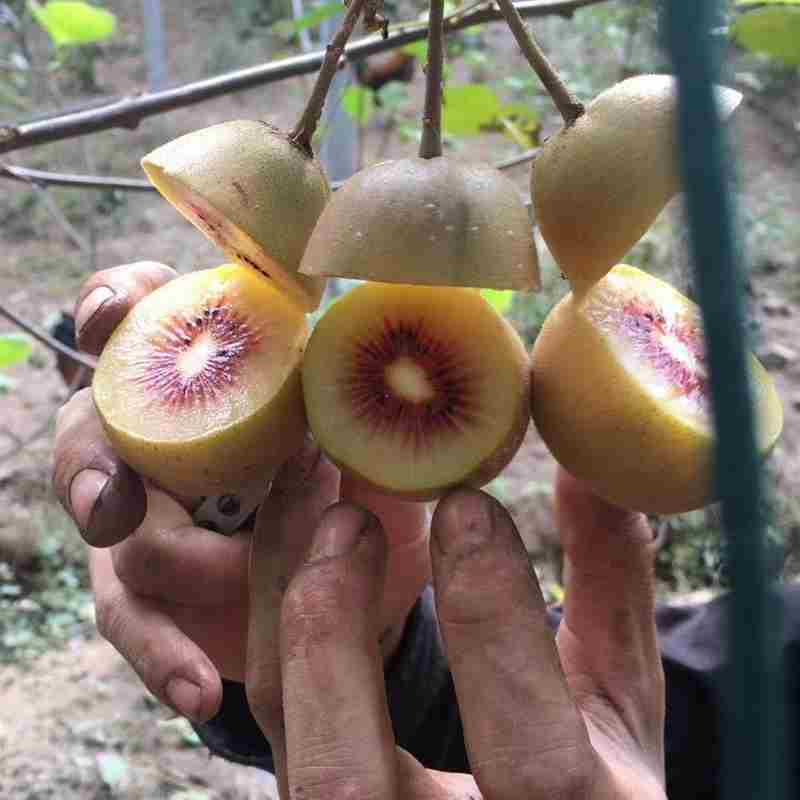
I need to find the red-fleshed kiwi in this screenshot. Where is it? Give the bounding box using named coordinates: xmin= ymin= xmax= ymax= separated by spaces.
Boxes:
xmin=302 ymin=282 xmax=531 ymax=499
xmin=141 ymin=121 xmax=330 ymax=311
xmin=299 ymin=157 xmax=540 ymax=291
xmin=93 ymin=264 xmax=309 ymax=497
xmin=530 ymin=264 xmax=783 ymax=514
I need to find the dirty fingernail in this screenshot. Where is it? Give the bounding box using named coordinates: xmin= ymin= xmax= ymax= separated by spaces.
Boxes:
xmin=165 ymin=677 xmax=202 ymax=721
xmin=76 ymin=286 xmax=115 ymax=336
xmin=69 ymin=469 xmax=110 ymax=531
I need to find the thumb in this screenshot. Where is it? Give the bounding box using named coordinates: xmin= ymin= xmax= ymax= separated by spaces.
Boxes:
xmin=555 ymin=467 xmax=664 ymax=757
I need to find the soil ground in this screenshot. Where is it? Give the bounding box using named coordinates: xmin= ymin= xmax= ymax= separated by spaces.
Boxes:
xmin=1 ymin=2 xmax=799 ymax=797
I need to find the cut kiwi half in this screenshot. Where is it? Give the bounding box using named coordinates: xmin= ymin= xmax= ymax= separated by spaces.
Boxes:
xmin=302 ymin=283 xmax=531 ymax=499
xmin=532 ymin=75 xmax=742 ymax=297
xmin=530 ymin=264 xmax=783 ymax=513
xmin=142 ymin=121 xmax=330 ymax=311
xmin=299 ymin=157 xmax=540 ymax=291
xmin=93 ymin=264 xmax=309 ymax=497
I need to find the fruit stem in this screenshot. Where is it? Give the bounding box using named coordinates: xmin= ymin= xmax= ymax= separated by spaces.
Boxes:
xmin=494 ymin=0 xmax=584 ymax=127
xmin=419 ymin=0 xmax=445 ymax=159
xmin=289 ymin=0 xmax=368 ymax=156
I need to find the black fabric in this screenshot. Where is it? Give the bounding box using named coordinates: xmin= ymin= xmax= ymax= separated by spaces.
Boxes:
xmin=194 ymin=584 xmax=800 ymax=799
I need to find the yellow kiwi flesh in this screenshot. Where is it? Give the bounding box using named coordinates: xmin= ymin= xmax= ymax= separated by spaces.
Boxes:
xmin=142 ymin=120 xmax=330 ymax=311
xmin=93 ymin=264 xmax=309 ymax=497
xmin=302 ymin=283 xmax=531 ymax=500
xmin=530 ymin=265 xmax=782 ymax=514
xmin=300 ymin=157 xmax=540 ymax=291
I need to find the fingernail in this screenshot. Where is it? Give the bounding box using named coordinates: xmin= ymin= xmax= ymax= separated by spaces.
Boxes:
xmin=69 ymin=469 xmax=110 ymax=532
xmin=165 ymin=677 xmax=202 ymax=721
xmin=75 ymin=286 xmax=115 ymax=336
xmin=433 ymin=490 xmax=498 ymax=556
xmin=307 ymin=505 xmax=373 ymax=561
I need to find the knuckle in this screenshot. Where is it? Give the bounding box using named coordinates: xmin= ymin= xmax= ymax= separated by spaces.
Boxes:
xmin=94 ymin=586 xmax=128 ymax=645
xmin=281 ymin=568 xmax=351 ymax=657
xmin=482 ymin=744 xmax=596 ymax=800
xmin=111 ymin=536 xmax=160 ymax=593
xmin=437 ymin=546 xmax=525 ymax=632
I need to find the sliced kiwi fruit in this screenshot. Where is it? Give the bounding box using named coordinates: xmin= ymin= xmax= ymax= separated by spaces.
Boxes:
xmin=532 ymin=75 xmax=742 ymax=297
xmin=299 ymin=157 xmax=540 ymax=291
xmin=142 ymin=121 xmax=330 ymax=311
xmin=302 ymin=282 xmax=531 ymax=500
xmin=93 ymin=264 xmax=309 ymax=497
xmin=530 ymin=264 xmax=783 ymax=514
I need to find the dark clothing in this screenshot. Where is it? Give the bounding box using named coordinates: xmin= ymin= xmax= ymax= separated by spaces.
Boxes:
xmin=194 ymin=584 xmax=800 ymax=799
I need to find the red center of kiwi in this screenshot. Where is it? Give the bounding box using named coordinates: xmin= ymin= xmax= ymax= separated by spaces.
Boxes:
xmin=621 ymin=300 xmax=708 ymax=405
xmin=136 ymin=300 xmax=261 ymax=409
xmin=347 ymin=318 xmax=479 ymax=447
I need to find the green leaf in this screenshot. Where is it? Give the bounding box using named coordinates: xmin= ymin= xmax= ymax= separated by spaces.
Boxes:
xmin=0 ymin=334 xmax=32 ymax=369
xmin=481 ymin=289 xmax=514 ymax=315
xmin=272 ymin=1 xmax=342 ymax=36
xmin=401 ymin=40 xmax=428 ymax=60
xmin=732 ymin=6 xmax=800 ymax=64
xmin=28 ymin=1 xmax=116 ymax=47
xmin=442 ymin=84 xmax=502 ymax=137
xmin=341 ymin=85 xmax=375 ymax=125
xmin=736 ymin=0 xmax=800 ymax=6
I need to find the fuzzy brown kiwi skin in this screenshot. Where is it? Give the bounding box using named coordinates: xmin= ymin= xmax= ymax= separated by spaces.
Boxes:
xmin=532 ymin=75 xmax=742 ymax=297
xmin=142 ymin=120 xmax=330 ymax=311
xmin=299 ymin=157 xmax=540 ymax=291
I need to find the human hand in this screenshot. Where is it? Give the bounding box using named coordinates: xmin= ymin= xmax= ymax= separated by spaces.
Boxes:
xmin=244 ymin=471 xmax=666 ymax=799
xmin=52 ymin=262 xmax=431 ymax=723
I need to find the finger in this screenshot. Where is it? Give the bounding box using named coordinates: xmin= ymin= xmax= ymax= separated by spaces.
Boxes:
xmin=280 ymin=504 xmax=397 ymax=800
xmin=554 ymin=468 xmax=664 ymax=757
xmin=53 ymin=388 xmax=146 ymax=547
xmin=90 ymin=548 xmax=223 ymax=723
xmin=431 ymin=489 xmax=597 ymax=800
xmin=340 ymin=475 xmax=431 ymax=650
xmin=111 ymin=486 xmax=250 ymax=606
xmin=75 ymin=261 xmax=176 ymax=355
xmin=245 ymin=439 xmax=340 ymax=749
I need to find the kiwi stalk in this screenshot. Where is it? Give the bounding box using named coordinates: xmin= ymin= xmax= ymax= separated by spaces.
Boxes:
xmin=298 ymin=0 xmax=539 ymax=290
xmin=493 ymin=0 xmax=584 ymax=127
xmin=141 ymin=0 xmax=371 ymax=312
xmin=289 ymin=0 xmax=370 ymax=156
xmin=418 ymin=0 xmax=445 ymax=160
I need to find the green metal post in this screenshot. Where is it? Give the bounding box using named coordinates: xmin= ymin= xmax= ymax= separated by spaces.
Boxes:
xmin=663 ymin=2 xmax=786 ymax=798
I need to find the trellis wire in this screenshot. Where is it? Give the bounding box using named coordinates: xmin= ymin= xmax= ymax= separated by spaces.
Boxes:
xmin=664 ymin=1 xmax=787 ymax=798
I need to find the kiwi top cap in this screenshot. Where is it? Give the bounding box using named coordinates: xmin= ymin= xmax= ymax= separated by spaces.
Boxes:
xmin=142 ymin=120 xmax=330 ymax=310
xmin=531 ymin=74 xmax=742 ymax=297
xmin=299 ymin=157 xmax=540 ymax=291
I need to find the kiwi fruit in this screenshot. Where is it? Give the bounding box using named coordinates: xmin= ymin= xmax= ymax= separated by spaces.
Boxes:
xmin=532 ymin=75 xmax=742 ymax=297
xmin=299 ymin=157 xmax=540 ymax=291
xmin=530 ymin=264 xmax=783 ymax=514
xmin=92 ymin=263 xmax=309 ymax=497
xmin=301 ymin=282 xmax=531 ymax=499
xmin=142 ymin=121 xmax=330 ymax=311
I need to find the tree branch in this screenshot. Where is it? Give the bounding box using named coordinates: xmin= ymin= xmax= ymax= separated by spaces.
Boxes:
xmin=0 ymin=161 xmax=153 ymax=191
xmin=0 ymin=303 xmax=97 ymax=371
xmin=0 ymin=149 xmax=539 ymax=192
xmin=0 ymin=0 xmax=609 ymax=156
